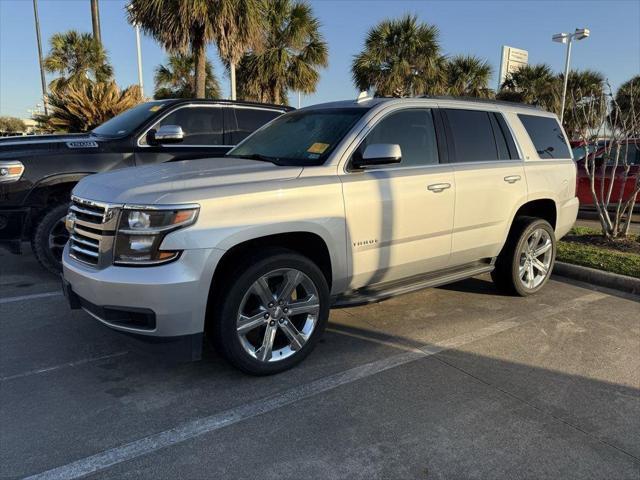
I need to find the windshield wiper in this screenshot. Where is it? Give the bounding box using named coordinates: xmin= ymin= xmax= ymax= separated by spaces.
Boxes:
xmin=230 ymin=153 xmax=281 ymax=165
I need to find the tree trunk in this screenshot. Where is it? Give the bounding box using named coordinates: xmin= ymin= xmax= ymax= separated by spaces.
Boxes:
xmin=230 ymin=61 xmax=237 ymax=101
xmin=90 ymin=0 xmax=101 ymax=46
xmin=194 ymin=42 xmax=207 ymax=98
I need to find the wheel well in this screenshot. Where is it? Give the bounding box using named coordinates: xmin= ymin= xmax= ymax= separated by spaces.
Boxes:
xmin=513 ymin=199 xmax=557 ymax=229
xmin=212 ymin=232 xmax=333 ymax=292
xmin=26 ymin=182 xmax=76 ymax=232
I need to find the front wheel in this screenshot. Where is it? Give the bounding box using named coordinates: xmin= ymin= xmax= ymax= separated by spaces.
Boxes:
xmin=491 ymin=217 xmax=556 ymax=296
xmin=31 ymin=203 xmax=70 ymax=275
xmin=210 ymin=248 xmax=330 ymax=375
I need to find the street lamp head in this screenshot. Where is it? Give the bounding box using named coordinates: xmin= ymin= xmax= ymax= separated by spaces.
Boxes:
xmin=552 ymin=33 xmax=569 ymax=44
xmin=574 ymin=28 xmax=590 ymax=40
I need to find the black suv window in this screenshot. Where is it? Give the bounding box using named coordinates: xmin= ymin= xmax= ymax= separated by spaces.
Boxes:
xmin=443 ymin=109 xmax=498 ymax=162
xmin=143 ymin=106 xmax=223 ymax=146
xmin=225 ymin=108 xmax=282 ymax=144
xmin=356 ymin=109 xmax=439 ymax=167
xmin=518 ymin=114 xmax=570 ymax=159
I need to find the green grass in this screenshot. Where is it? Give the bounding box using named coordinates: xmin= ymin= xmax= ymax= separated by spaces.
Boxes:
xmin=557 ymin=227 xmax=640 ymax=278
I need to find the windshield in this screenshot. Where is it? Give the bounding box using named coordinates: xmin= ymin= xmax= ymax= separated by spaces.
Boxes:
xmin=227 ymin=108 xmax=367 ymax=166
xmin=92 ymin=101 xmax=172 ymax=137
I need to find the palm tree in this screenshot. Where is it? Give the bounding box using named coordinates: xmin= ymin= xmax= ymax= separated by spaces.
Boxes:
xmin=38 ymin=81 xmax=142 ymax=132
xmin=351 ymin=15 xmax=445 ymax=97
xmin=561 ymin=69 xmax=605 ymax=138
xmin=445 ymin=55 xmax=493 ymax=98
xmin=236 ymin=0 xmax=328 ymax=105
xmin=154 ymin=53 xmax=221 ymax=99
xmin=43 ymin=30 xmax=113 ymax=91
xmin=127 ymin=0 xmax=215 ymax=98
xmin=612 ymin=75 xmax=640 ymax=131
xmin=497 ymin=64 xmax=559 ymax=111
xmin=211 ymin=0 xmax=262 ymax=100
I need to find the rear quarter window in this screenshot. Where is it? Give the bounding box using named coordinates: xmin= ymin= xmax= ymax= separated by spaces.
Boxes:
xmin=518 ymin=114 xmax=571 ymax=159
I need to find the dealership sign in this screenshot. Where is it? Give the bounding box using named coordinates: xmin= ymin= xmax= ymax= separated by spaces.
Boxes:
xmin=498 ymin=46 xmax=528 ymax=89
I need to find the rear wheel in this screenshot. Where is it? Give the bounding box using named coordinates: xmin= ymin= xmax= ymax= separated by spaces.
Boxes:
xmin=31 ymin=203 xmax=69 ymax=275
xmin=210 ymin=248 xmax=330 ymax=375
xmin=491 ymin=217 xmax=555 ymax=296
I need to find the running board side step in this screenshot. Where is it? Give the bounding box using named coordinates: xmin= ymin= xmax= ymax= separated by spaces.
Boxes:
xmin=331 ymin=260 xmax=495 ymax=308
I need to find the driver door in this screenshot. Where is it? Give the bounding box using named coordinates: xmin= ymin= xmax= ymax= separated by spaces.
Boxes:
xmin=340 ymin=108 xmax=455 ymax=290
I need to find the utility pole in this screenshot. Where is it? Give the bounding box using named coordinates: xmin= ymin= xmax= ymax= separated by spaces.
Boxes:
xmin=32 ymin=0 xmax=48 ymax=115
xmin=90 ymin=0 xmax=101 ymax=45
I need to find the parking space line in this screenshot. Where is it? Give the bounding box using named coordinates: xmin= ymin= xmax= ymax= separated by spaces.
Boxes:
xmin=0 ymin=291 xmax=61 ymax=305
xmin=23 ymin=290 xmax=607 ymax=480
xmin=0 ymin=351 xmax=129 ymax=382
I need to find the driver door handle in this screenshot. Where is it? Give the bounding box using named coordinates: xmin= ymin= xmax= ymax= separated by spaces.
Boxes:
xmin=504 ymin=175 xmax=522 ymax=184
xmin=427 ymin=183 xmax=451 ymax=193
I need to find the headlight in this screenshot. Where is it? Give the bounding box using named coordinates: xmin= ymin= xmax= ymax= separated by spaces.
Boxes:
xmin=114 ymin=205 xmax=199 ymax=265
xmin=0 ymin=161 xmax=25 ymax=183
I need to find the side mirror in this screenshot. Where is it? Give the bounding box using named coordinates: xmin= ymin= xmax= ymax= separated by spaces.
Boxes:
xmin=353 ymin=143 xmax=402 ymax=168
xmin=147 ymin=125 xmax=184 ymax=145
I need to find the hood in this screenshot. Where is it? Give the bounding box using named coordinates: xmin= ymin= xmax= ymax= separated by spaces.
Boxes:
xmin=0 ymin=132 xmax=100 ymax=158
xmin=72 ymin=156 xmax=304 ymax=205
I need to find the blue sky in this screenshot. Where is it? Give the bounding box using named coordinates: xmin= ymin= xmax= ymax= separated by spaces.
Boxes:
xmin=1 ymin=0 xmax=638 ymax=118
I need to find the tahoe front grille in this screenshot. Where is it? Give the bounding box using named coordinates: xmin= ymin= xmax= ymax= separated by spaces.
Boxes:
xmin=68 ymin=196 xmax=121 ymax=267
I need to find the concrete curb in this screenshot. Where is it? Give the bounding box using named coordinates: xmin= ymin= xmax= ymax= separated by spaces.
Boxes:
xmin=553 ymin=261 xmax=640 ymax=296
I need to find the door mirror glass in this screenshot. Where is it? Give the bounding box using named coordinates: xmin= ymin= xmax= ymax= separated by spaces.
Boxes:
xmin=354 ymin=143 xmax=402 ymax=168
xmin=148 ymin=125 xmax=184 ymax=145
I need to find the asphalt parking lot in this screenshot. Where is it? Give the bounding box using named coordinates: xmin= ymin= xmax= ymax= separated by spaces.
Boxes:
xmin=1 ymin=247 xmax=639 ymax=480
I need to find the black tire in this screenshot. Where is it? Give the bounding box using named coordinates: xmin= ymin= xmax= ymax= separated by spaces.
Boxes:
xmin=491 ymin=216 xmax=556 ymax=297
xmin=210 ymin=247 xmax=330 ymax=375
xmin=31 ymin=203 xmax=70 ymax=275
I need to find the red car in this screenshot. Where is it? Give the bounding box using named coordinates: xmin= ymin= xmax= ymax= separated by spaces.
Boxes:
xmin=575 ymin=140 xmax=640 ymax=208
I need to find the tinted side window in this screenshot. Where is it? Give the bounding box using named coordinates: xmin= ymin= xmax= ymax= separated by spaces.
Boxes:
xmin=146 ymin=106 xmax=223 ymax=145
xmin=444 ymin=109 xmax=497 ymax=162
xmin=227 ymin=108 xmax=282 ymax=144
xmin=356 ymin=109 xmax=439 ymax=167
xmin=518 ymin=114 xmax=570 ymax=159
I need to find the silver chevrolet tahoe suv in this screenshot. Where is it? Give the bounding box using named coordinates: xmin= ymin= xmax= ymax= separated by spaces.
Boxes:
xmin=62 ymin=97 xmax=578 ymax=375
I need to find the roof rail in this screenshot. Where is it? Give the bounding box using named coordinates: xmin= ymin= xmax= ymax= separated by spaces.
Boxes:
xmin=417 ymin=95 xmax=542 ymax=110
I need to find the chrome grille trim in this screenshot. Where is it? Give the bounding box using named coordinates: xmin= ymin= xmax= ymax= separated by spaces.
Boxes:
xmin=68 ymin=196 xmax=122 ymax=268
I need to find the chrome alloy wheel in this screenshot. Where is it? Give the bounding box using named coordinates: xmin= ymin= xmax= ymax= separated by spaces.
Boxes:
xmin=49 ymin=215 xmax=70 ymax=260
xmin=518 ymin=228 xmax=553 ymax=289
xmin=236 ymin=268 xmax=320 ymax=363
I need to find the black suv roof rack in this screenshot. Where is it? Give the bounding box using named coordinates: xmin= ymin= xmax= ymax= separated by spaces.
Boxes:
xmin=164 ymin=98 xmax=295 ymax=111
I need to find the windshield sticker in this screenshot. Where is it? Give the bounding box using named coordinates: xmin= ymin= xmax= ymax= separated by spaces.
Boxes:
xmin=307 ymin=142 xmax=330 ymax=154
xmin=307 ymin=153 xmax=320 ymax=160
xmin=149 ymin=105 xmax=163 ymax=112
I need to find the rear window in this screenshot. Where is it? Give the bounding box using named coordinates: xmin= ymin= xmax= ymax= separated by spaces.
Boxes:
xmin=519 ymin=114 xmax=571 ymax=159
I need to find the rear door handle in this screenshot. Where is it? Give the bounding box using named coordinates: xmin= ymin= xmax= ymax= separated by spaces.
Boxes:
xmin=427 ymin=183 xmax=451 ymax=193
xmin=504 ymin=175 xmax=521 ymax=184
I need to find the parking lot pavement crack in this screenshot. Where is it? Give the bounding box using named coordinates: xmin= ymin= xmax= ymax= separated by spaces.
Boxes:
xmin=430 ymin=354 xmax=640 ymax=465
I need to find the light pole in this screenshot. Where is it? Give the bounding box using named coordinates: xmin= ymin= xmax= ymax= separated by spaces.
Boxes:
xmin=127 ymin=5 xmax=144 ymax=98
xmin=134 ymin=23 xmax=144 ymax=97
xmin=552 ymin=28 xmax=590 ymax=124
xmin=32 ymin=0 xmax=48 ymax=115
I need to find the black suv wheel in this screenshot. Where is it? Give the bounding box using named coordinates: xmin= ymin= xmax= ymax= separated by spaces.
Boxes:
xmin=31 ymin=203 xmax=69 ymax=274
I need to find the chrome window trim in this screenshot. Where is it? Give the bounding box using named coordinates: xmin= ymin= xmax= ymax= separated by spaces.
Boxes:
xmin=341 ymin=105 xmax=442 ymax=174
xmin=136 ymin=103 xmax=286 ymax=149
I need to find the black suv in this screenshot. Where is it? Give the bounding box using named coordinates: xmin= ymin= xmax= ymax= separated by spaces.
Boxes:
xmin=0 ymin=99 xmax=291 ymax=273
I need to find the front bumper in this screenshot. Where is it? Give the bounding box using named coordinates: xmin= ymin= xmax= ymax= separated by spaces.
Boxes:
xmin=0 ymin=207 xmax=30 ymax=253
xmin=62 ymin=244 xmax=224 ymax=339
